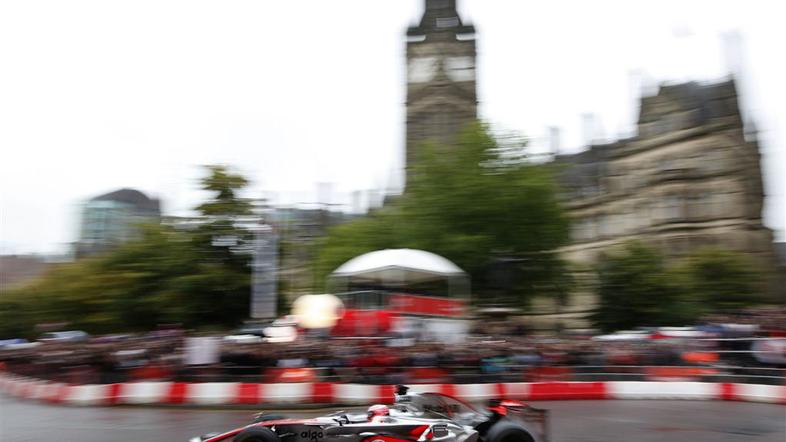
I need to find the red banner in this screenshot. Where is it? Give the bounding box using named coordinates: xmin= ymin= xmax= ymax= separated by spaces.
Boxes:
xmin=387 ymin=293 xmax=466 ymax=317
xmin=266 ymin=368 xmax=317 ymax=383
xmin=331 ymin=309 xmax=396 ymax=337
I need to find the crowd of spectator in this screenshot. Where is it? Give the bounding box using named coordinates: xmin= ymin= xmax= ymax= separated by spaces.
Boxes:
xmin=1 ymin=307 xmax=784 ymax=386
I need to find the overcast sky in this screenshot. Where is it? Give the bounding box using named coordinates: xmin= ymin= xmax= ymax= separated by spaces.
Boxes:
xmin=1 ymin=0 xmax=783 ymax=255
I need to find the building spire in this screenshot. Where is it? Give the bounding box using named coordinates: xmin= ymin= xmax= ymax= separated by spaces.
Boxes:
xmin=408 ymin=0 xmax=474 ymax=38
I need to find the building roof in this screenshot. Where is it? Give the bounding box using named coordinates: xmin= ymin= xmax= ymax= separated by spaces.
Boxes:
xmin=90 ymin=188 xmax=160 ymax=213
xmin=407 ymin=0 xmax=475 ymax=38
xmin=638 ymin=79 xmax=739 ymax=125
xmin=555 ymin=142 xmax=615 ymax=190
xmin=555 ymin=78 xmax=742 ymax=192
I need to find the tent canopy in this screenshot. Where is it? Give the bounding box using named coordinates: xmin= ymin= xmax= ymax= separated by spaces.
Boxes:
xmin=331 ymin=248 xmax=466 ymax=285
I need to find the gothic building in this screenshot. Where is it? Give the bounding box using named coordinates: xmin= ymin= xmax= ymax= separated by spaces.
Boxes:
xmin=530 ymin=79 xmax=780 ymax=328
xmin=399 ymin=2 xmax=778 ymax=327
xmin=405 ymin=0 xmax=478 ymax=184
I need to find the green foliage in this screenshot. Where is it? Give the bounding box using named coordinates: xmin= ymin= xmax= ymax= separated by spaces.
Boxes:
xmin=315 ymin=123 xmax=572 ymax=306
xmin=196 ymin=165 xmax=252 ymax=218
xmin=0 ymin=165 xmax=254 ymax=338
xmin=315 ymin=207 xmax=404 ymax=287
xmin=0 ymin=295 xmax=39 ymax=339
xmin=670 ymin=247 xmax=763 ymax=312
xmin=591 ymin=243 xmax=766 ymax=332
xmin=591 ymin=242 xmax=690 ymax=332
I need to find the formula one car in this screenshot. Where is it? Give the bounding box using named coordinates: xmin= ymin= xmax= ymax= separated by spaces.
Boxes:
xmin=188 ymin=386 xmax=548 ymax=442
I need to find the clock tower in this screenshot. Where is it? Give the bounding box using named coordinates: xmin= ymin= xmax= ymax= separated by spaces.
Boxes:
xmin=405 ymin=0 xmax=477 ymax=184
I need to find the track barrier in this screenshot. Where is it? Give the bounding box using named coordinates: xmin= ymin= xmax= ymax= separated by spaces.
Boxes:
xmin=1 ymin=372 xmax=783 ymax=407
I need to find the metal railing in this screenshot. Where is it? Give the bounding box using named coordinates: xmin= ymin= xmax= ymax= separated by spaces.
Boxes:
xmin=12 ymin=363 xmax=780 ymax=386
xmin=3 ymin=335 xmax=784 ymax=386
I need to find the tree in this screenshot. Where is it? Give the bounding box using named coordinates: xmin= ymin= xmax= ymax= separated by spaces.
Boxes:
xmin=591 ymin=242 xmax=692 ymax=332
xmin=314 ymin=123 xmax=571 ymax=306
xmin=314 ymin=206 xmax=404 ymax=290
xmin=186 ymin=165 xmax=255 ymax=325
xmin=0 ymin=165 xmax=257 ymax=338
xmin=196 ymin=165 xmax=252 ymax=218
xmin=590 ymin=244 xmax=769 ymax=332
xmin=673 ymin=247 xmax=763 ymax=312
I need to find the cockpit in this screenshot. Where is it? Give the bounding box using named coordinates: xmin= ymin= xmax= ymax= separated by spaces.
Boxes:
xmin=390 ymin=389 xmax=488 ymax=427
xmin=322 ymin=388 xmax=487 ymax=428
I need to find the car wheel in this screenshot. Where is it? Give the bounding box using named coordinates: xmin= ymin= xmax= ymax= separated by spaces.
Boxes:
xmin=253 ymin=414 xmax=288 ymax=423
xmin=234 ymin=426 xmax=281 ymax=442
xmin=485 ymin=420 xmax=534 ymax=442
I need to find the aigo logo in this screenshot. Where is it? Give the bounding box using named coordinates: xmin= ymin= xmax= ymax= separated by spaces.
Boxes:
xmin=300 ymin=430 xmax=324 ymax=441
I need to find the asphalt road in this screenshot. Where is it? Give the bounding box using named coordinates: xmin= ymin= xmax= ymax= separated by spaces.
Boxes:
xmin=1 ymin=395 xmax=784 ymax=442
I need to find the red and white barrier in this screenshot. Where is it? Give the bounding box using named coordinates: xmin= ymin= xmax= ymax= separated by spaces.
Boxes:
xmin=606 ymin=381 xmax=717 ymax=401
xmin=1 ymin=373 xmax=783 ymax=407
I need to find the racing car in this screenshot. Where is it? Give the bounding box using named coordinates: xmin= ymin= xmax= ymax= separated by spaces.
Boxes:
xmin=189 ymin=386 xmax=548 ymax=442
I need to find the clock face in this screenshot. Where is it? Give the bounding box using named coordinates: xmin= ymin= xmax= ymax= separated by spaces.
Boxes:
xmin=445 ymin=56 xmax=475 ymax=82
xmin=408 ymin=57 xmax=437 ymax=83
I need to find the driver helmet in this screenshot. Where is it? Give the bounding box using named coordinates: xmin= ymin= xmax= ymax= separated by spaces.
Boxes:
xmin=367 ymin=404 xmax=390 ymax=421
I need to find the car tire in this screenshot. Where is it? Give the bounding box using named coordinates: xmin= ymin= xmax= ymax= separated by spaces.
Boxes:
xmin=234 ymin=426 xmax=282 ymax=442
xmin=253 ymin=414 xmax=288 ymax=423
xmin=485 ymin=420 xmax=534 ymax=442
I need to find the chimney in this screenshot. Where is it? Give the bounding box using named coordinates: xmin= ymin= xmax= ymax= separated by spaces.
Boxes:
xmin=581 ymin=113 xmax=596 ymax=146
xmin=548 ymin=126 xmax=561 ymax=157
xmin=351 ymin=191 xmax=362 ymax=214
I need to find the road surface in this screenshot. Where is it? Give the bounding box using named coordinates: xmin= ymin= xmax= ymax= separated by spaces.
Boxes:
xmin=1 ymin=395 xmax=784 ymax=442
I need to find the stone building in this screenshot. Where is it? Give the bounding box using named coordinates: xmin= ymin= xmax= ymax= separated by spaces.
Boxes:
xmin=0 ymin=255 xmax=52 ymax=290
xmin=530 ymin=79 xmax=777 ymax=328
xmin=399 ymin=2 xmax=778 ymax=327
xmin=405 ymin=0 xmax=478 ymax=184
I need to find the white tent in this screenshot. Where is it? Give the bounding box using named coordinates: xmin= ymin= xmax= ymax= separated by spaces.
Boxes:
xmin=331 ymin=248 xmax=466 ymax=285
xmin=330 ymin=249 xmax=471 ymax=342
